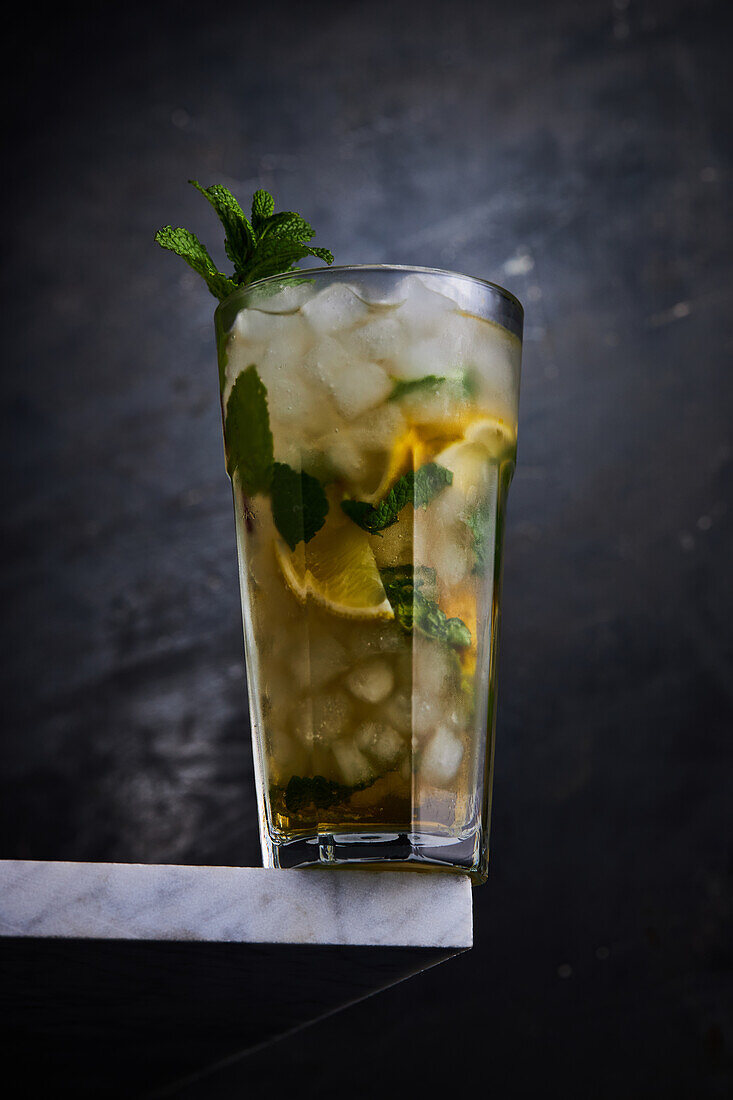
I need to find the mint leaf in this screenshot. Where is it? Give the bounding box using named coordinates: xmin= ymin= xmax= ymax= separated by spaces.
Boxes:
xmin=381 ymin=566 xmax=471 ymax=650
xmin=224 ymin=366 xmax=273 ymax=494
xmin=251 ymin=189 xmax=275 ymax=232
xmin=283 ymin=775 xmax=348 ymax=812
xmin=388 ymin=371 xmax=476 ymax=403
xmin=258 ymin=211 xmax=315 ymax=243
xmin=280 ymin=772 xmax=380 ymax=813
xmin=413 ymin=462 xmax=454 ymax=507
xmin=341 ymin=463 xmax=453 ymax=533
xmin=271 ymin=462 xmax=329 ymax=550
xmin=154 ymin=226 xmax=237 ymax=300
xmin=245 ymin=240 xmax=334 ymax=284
xmin=464 ymin=506 xmax=490 ymax=572
xmin=155 ymin=184 xmax=334 ymax=300
xmin=189 ymin=180 xmax=256 ymax=278
xmin=388 ymin=375 xmax=447 ymax=401
xmin=223 ymin=370 xmax=329 ymax=538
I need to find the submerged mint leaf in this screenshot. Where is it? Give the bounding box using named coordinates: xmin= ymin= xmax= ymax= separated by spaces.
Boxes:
xmin=389 ymin=371 xmax=476 ymax=403
xmin=413 ymin=462 xmax=453 ymax=508
xmin=271 ymin=462 xmax=329 ymax=550
xmin=445 ymin=618 xmax=472 ymax=648
xmin=224 ymin=365 xmax=273 ymax=494
xmin=282 ymin=773 xmax=378 ymax=812
xmin=464 ymin=507 xmax=490 ymax=572
xmin=155 ymin=183 xmax=334 ymax=299
xmin=388 ymin=375 xmax=447 ymax=401
xmin=341 ymin=463 xmax=453 ymax=533
xmin=381 ymin=567 xmax=471 ymax=650
xmin=154 ymin=226 xmax=237 ymax=300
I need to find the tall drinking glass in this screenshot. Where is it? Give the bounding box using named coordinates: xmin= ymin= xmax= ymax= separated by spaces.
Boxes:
xmin=215 ymin=266 xmax=522 ymax=882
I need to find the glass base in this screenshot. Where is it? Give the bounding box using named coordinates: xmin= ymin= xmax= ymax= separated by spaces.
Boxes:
xmin=263 ymin=830 xmax=488 ymax=884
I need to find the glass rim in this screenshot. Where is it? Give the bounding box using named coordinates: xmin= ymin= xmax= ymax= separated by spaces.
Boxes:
xmin=215 ymin=263 xmax=524 ymax=323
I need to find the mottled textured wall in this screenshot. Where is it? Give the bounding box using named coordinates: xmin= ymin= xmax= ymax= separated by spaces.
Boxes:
xmin=2 ymin=0 xmax=732 ymax=1095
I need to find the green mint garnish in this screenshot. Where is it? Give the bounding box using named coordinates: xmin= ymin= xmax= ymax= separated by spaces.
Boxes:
xmin=381 ymin=565 xmax=471 ymax=649
xmin=224 ymin=365 xmax=329 ymax=544
xmin=154 ymin=226 xmax=238 ymax=301
xmin=340 ymin=462 xmax=453 ymax=534
xmin=155 ymin=182 xmax=334 ymax=300
xmin=270 ymin=462 xmax=329 ymax=550
xmin=388 ymin=371 xmax=476 ymax=403
xmin=224 ymin=365 xmax=274 ymax=494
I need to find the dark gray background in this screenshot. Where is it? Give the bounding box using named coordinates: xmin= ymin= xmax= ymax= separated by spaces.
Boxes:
xmin=2 ymin=0 xmax=731 ymax=1095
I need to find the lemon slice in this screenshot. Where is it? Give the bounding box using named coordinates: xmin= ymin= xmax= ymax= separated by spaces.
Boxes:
xmin=463 ymin=416 xmax=516 ymax=458
xmin=275 ymin=516 xmax=394 ymax=620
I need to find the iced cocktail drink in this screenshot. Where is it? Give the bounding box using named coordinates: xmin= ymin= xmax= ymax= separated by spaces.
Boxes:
xmin=215 ymin=266 xmax=522 ymax=881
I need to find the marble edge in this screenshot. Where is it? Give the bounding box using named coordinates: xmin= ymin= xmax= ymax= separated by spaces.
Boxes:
xmin=0 ymin=860 xmax=473 ymax=949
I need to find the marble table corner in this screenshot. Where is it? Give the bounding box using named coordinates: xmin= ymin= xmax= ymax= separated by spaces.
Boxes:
xmin=0 ymin=859 xmax=472 ymax=1097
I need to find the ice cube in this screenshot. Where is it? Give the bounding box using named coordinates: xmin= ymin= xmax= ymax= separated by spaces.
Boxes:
xmin=393 ymin=275 xmax=459 ymax=335
xmin=266 ymin=727 xmax=308 ymax=781
xmin=319 ymin=429 xmax=370 ymax=484
xmin=332 ymin=740 xmax=376 ymax=786
xmin=305 ymin=336 xmax=392 ymax=419
xmin=412 ymin=694 xmax=443 ymax=740
xmin=413 ymin=642 xmax=455 ymax=697
xmin=256 ymin=314 xmax=314 ymax=372
xmin=334 ymin=362 xmax=393 ymax=419
xmin=339 ymin=314 xmax=405 ymax=363
xmin=393 ymin=333 xmax=465 ymax=381
xmin=457 ymin=314 xmax=520 ymax=414
xmin=265 ymin=372 xmax=325 ymax=437
xmin=289 ymin=700 xmax=314 ymax=749
xmin=432 ymin=529 xmax=472 ymax=587
xmin=354 ymin=722 xmax=405 ymax=766
xmin=383 ymin=690 xmax=412 ymax=735
xmin=301 ymin=283 xmax=370 ymax=335
xmin=312 ymin=690 xmax=351 ymax=743
xmin=346 ymin=658 xmax=395 ymax=704
xmin=346 ymin=622 xmax=405 ymax=663
xmin=248 ymin=283 xmax=314 ymax=314
xmin=232 ymin=306 xmax=279 ymax=345
xmin=308 ymin=632 xmax=352 ymax=689
xmin=345 ymin=402 xmax=406 ymax=453
xmin=421 ymin=725 xmax=464 ymax=785
xmin=288 ymin=647 xmax=312 ymax=693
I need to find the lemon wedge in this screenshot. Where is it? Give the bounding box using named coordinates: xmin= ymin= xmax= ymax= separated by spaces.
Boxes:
xmin=463 ymin=416 xmax=516 ymax=458
xmin=275 ymin=515 xmax=394 ymax=620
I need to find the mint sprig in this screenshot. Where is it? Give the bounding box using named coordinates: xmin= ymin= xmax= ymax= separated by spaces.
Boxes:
xmin=340 ymin=462 xmax=453 ymax=534
xmin=224 ymin=365 xmax=328 ymax=546
xmin=155 ymin=182 xmax=334 ymax=300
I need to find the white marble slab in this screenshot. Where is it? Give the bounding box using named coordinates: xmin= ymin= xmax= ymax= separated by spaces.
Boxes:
xmin=0 ymin=861 xmax=472 ymax=948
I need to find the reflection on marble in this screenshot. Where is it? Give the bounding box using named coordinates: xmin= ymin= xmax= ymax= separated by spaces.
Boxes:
xmin=0 ymin=861 xmax=472 ymax=947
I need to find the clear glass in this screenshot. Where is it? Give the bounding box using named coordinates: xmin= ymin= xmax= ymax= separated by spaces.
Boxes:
xmin=214 ymin=265 xmax=523 ymax=882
